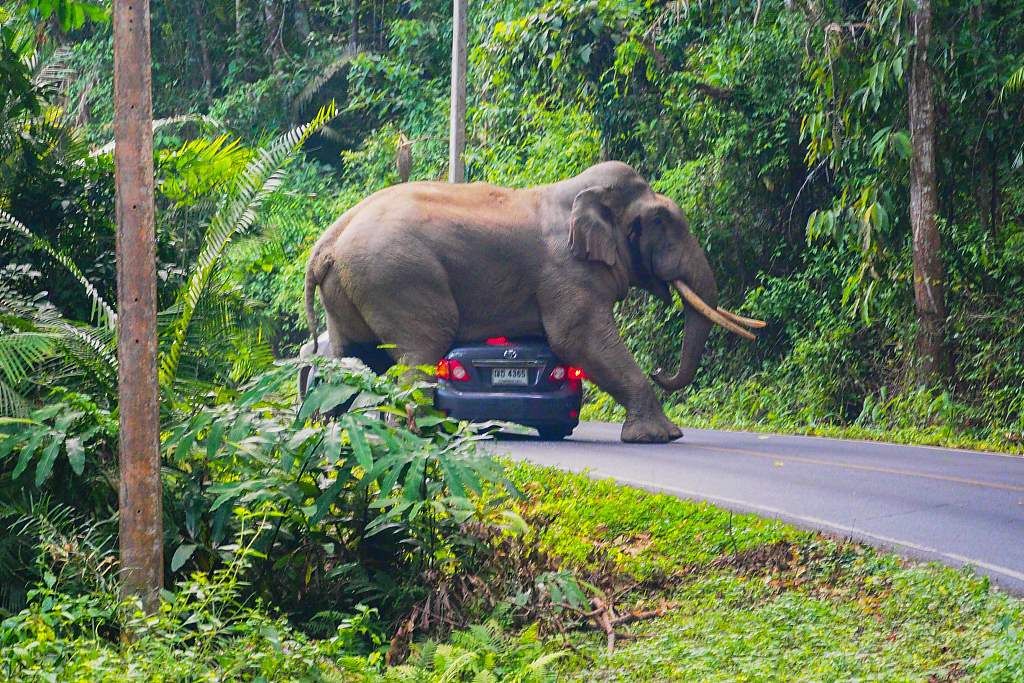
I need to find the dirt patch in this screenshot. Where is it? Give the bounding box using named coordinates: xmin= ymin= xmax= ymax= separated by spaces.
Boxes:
xmin=710 ymin=540 xmax=800 ymax=575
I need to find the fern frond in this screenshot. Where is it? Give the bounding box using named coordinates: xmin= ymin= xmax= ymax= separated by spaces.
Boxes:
xmin=158 ymin=103 xmax=336 ymax=388
xmin=0 ymin=210 xmax=117 ymax=330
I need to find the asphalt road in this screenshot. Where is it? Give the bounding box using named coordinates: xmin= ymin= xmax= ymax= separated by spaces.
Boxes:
xmin=487 ymin=422 xmax=1024 ymax=594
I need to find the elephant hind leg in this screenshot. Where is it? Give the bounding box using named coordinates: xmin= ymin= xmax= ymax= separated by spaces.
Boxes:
xmin=340 ymin=342 xmax=395 ymax=375
xmin=353 ymin=286 xmax=458 ymax=370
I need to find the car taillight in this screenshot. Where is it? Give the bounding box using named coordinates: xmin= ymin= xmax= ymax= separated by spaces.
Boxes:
xmin=485 ymin=336 xmax=509 ymax=345
xmin=549 ymin=365 xmax=586 ymax=383
xmin=436 ymin=358 xmax=470 ymax=382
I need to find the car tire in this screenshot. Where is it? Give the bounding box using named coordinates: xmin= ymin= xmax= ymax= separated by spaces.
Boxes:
xmin=536 ymin=426 xmax=572 ymax=441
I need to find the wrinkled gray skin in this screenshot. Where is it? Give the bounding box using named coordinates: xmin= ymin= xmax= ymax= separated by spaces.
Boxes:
xmin=304 ymin=161 xmax=720 ymax=443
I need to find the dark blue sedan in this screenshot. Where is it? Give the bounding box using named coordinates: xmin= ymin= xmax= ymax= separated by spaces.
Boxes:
xmin=434 ymin=337 xmax=583 ymax=440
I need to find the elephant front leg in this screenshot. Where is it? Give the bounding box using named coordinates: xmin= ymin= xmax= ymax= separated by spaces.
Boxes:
xmin=547 ymin=313 xmax=681 ymax=444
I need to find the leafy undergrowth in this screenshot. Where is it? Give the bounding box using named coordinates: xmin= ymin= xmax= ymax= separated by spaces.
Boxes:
xmin=582 ymin=390 xmax=1024 ymax=456
xmin=5 ymin=462 xmax=1024 ymax=681
xmin=509 ymin=464 xmax=1024 ymax=681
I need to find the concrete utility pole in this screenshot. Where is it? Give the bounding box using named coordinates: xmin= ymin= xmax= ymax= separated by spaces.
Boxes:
xmin=113 ymin=0 xmax=163 ymax=611
xmin=448 ymin=0 xmax=467 ymax=182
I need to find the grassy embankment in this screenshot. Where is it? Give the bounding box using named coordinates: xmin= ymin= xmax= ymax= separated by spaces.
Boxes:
xmin=509 ymin=464 xmax=1024 ymax=680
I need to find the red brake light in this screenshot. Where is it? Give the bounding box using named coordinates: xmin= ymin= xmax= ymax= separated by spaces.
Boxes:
xmin=450 ymin=360 xmax=469 ymax=381
xmin=436 ymin=358 xmax=469 ymax=382
xmin=486 ymin=336 xmax=509 ymax=346
xmin=550 ymin=365 xmax=586 ymax=383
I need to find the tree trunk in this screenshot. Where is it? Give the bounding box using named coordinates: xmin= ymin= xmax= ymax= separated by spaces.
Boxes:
xmin=294 ymin=0 xmax=311 ymax=41
xmin=989 ymin=132 xmax=1000 ymax=238
xmin=236 ymin=0 xmax=246 ymax=41
xmin=907 ymin=0 xmax=950 ymax=382
xmin=190 ymin=0 xmax=213 ymax=98
xmin=263 ymin=0 xmax=285 ymax=61
xmin=349 ymin=0 xmax=359 ymax=49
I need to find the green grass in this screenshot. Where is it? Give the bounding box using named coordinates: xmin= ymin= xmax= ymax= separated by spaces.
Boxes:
xmin=510 ymin=465 xmax=803 ymax=580
xmin=510 ymin=463 xmax=1024 ymax=681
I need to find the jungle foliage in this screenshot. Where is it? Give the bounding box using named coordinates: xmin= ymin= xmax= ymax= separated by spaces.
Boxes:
xmin=7 ymin=0 xmax=1024 ymax=445
xmin=2 ymin=0 xmax=1024 ymax=679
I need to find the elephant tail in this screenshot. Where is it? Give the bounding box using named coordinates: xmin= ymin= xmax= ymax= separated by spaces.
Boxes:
xmin=305 ymin=248 xmax=325 ymax=354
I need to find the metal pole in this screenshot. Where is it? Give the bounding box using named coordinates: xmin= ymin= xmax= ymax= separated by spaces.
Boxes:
xmin=113 ymin=0 xmax=162 ymax=611
xmin=448 ymin=0 xmax=467 ymax=182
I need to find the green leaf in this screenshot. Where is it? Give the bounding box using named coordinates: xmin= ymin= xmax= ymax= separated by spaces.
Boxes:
xmin=378 ymin=457 xmax=411 ymax=496
xmin=345 ymin=416 xmax=373 ymax=470
xmin=171 ymin=543 xmax=198 ymax=572
xmin=65 ymin=437 xmax=84 ymax=475
xmin=13 ymin=429 xmax=45 ymax=479
xmin=403 ymin=456 xmax=426 ymax=500
xmin=206 ymin=420 xmax=225 ymax=458
xmin=298 ymin=382 xmax=359 ymax=422
xmin=440 ymin=458 xmax=467 ymax=499
xmin=310 ymin=470 xmax=351 ymax=525
xmin=35 ymin=436 xmax=63 ymax=486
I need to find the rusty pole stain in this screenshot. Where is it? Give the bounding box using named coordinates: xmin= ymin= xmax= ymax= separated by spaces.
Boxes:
xmin=113 ymin=0 xmax=163 ymax=611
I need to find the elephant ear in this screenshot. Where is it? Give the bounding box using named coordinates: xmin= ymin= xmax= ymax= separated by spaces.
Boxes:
xmin=569 ymin=186 xmax=618 ymax=268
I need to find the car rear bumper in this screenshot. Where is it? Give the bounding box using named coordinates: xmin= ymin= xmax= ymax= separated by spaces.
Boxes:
xmin=434 ymin=384 xmax=581 ymax=428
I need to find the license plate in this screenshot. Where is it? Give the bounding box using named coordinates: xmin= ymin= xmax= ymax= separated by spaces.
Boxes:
xmin=491 ymin=367 xmax=529 ymax=386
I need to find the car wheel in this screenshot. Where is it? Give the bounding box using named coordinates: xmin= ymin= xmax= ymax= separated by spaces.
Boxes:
xmin=536 ymin=426 xmax=572 ymax=441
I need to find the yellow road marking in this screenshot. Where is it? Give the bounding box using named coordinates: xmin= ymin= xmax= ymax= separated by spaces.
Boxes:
xmin=688 ymin=444 xmax=1024 ymax=494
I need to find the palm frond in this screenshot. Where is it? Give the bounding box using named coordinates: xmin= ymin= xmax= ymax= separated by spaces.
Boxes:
xmin=291 ymin=46 xmax=361 ymax=120
xmin=157 ymin=134 xmax=252 ymax=206
xmin=0 ymin=210 xmax=117 ymax=330
xmin=0 ymin=332 xmax=54 ymax=386
xmin=0 ymin=332 xmax=56 ymax=414
xmin=1004 ymin=64 xmax=1024 ymax=97
xmin=158 ymin=103 xmax=336 ymax=388
xmin=89 ymin=114 xmax=222 ymax=157
xmin=0 ymin=276 xmax=117 ymax=404
xmin=47 ymin=321 xmax=117 ymax=398
xmin=0 ymin=379 xmax=30 ymax=418
xmin=28 ymin=46 xmax=74 ymax=94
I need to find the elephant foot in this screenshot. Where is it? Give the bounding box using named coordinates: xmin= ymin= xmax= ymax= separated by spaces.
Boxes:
xmin=621 ymin=415 xmax=683 ymax=444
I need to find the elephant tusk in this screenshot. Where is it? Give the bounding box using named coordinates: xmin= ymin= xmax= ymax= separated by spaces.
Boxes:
xmin=716 ymin=306 xmax=767 ymax=329
xmin=673 ymin=281 xmax=757 ymax=341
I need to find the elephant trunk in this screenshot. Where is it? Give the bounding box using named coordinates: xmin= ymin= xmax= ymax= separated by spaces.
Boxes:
xmin=651 ymin=250 xmax=767 ymax=392
xmin=651 ymin=245 xmax=719 ymax=393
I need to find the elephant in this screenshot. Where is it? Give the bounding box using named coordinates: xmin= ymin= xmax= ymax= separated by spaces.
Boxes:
xmin=303 ymin=161 xmax=764 ymax=443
